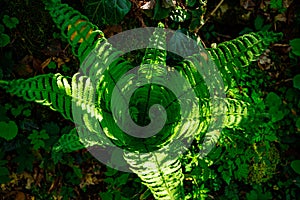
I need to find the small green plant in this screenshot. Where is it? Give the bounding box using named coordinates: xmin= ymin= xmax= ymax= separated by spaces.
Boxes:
xmin=99 ymin=169 xmax=131 ymax=199
xmin=28 ymin=129 xmax=50 ymax=150
xmin=270 ymin=0 xmax=286 ymax=13
xmin=0 ymin=15 xmax=19 ymax=47
xmin=0 ymin=26 xmax=10 ymax=47
xmin=2 ymin=15 xmax=19 ymax=29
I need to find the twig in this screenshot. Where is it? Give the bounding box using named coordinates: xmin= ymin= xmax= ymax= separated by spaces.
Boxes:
xmin=198 ymin=0 xmax=225 ymax=31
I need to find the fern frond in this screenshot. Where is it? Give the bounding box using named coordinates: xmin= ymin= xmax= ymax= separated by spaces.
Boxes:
xmin=52 ymin=127 xmax=84 ymax=154
xmin=43 ymin=2 xmax=105 ymax=61
xmin=0 ymin=73 xmax=73 ymax=121
xmin=140 ymin=22 xmax=167 ymax=66
xmin=206 ymin=31 xmax=283 ymax=90
xmin=223 ymin=98 xmax=251 ymax=128
xmin=124 ymin=149 xmax=185 ymax=200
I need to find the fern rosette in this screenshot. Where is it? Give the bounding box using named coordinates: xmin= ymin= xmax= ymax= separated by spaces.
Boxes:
xmin=0 ymin=1 xmax=284 ymax=199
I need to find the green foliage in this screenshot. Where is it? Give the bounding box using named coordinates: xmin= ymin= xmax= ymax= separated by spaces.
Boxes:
xmin=47 ymin=61 xmax=57 ymax=69
xmin=28 ymin=129 xmax=50 ymax=150
xmin=83 ymin=0 xmax=131 ymax=25
xmin=270 ymin=0 xmax=286 ymax=13
xmin=293 ymin=74 xmax=300 ymax=89
xmin=0 ymin=1 xmax=288 ymax=199
xmin=100 ymin=169 xmax=131 ymax=199
xmin=0 ymin=15 xmax=18 ymax=47
xmin=254 ymin=15 xmax=272 ymax=31
xmin=246 ymin=185 xmax=272 ymax=200
xmin=2 ymin=15 xmax=19 ymax=29
xmin=206 ymin=31 xmax=283 ymax=90
xmin=168 ymin=1 xmax=207 ymax=32
xmin=0 ymin=33 xmax=10 ymax=47
xmin=290 ymin=38 xmax=300 ymax=57
xmin=0 ymin=151 xmax=10 ymax=183
xmin=12 ymin=148 xmax=35 ymax=173
xmin=153 ymin=0 xmax=173 ymax=20
xmin=265 ymin=92 xmax=288 ymax=122
xmin=0 ymin=73 xmax=73 ymax=121
xmin=169 ymin=7 xmax=190 ymax=23
xmin=247 ymin=143 xmax=280 ymax=184
xmin=0 ymin=120 xmax=18 ymax=140
xmin=291 ymin=160 xmax=300 ymax=175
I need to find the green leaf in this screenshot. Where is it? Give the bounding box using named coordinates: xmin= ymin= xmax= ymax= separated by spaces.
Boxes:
xmin=104 ymin=167 xmax=118 ymax=176
xmin=0 ymin=105 xmax=9 ymax=121
xmin=0 ymin=33 xmax=10 ymax=47
xmin=296 ymin=118 xmax=300 ymax=129
xmin=12 ymin=153 xmax=35 ymax=173
xmin=261 ymin=24 xmax=272 ymax=31
xmin=265 ymin=92 xmax=281 ymax=107
xmin=153 ymin=0 xmax=172 ymax=20
xmin=222 ymin=171 xmax=231 ymax=185
xmin=99 ymin=192 xmax=113 ymax=199
xmin=2 ymin=15 xmax=19 ymax=29
xmin=290 ymin=38 xmax=300 ymax=56
xmin=291 ymin=160 xmax=300 ymax=175
xmin=186 ymin=0 xmax=197 ymax=7
xmin=254 ymin=15 xmax=264 ymax=30
xmin=0 ymin=167 xmax=9 ymax=176
xmin=270 ymin=0 xmax=286 ymax=13
xmin=116 ymin=173 xmax=130 ymax=186
xmin=73 ymin=166 xmax=83 ymax=178
xmin=33 ymin=140 xmax=45 ymax=150
xmin=0 ymin=121 xmax=18 ymax=140
xmin=293 ymin=74 xmax=300 ymax=89
xmin=189 ymin=9 xmax=205 ymax=31
xmin=83 ymin=0 xmax=131 ymax=25
xmin=47 ymin=61 xmax=57 ymax=69
xmin=0 ymin=24 xmax=4 ymax=33
xmin=0 ymin=175 xmax=10 ymax=184
xmin=28 ymin=130 xmax=49 ymax=150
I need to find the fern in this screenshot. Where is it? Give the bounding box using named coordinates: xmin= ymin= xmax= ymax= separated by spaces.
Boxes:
xmin=44 ymin=1 xmax=105 ymax=61
xmin=0 ymin=1 xmax=284 ymax=199
xmin=124 ymin=149 xmax=185 ymax=200
xmin=206 ymin=31 xmax=283 ymax=90
xmin=0 ymin=73 xmax=73 ymax=121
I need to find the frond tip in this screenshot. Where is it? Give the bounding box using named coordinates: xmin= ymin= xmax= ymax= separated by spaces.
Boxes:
xmin=0 ymin=73 xmax=73 ymax=121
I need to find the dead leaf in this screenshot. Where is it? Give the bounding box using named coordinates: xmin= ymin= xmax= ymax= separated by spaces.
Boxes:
xmin=275 ymin=13 xmax=287 ymax=22
xmin=162 ymin=0 xmax=175 ymax=8
xmin=40 ymin=58 xmax=52 ymax=72
xmin=141 ymin=0 xmax=155 ymax=10
xmin=103 ymin=25 xmax=123 ymax=38
xmin=42 ymin=39 xmax=63 ymax=57
xmin=240 ymin=0 xmax=255 ymax=10
xmin=15 ymin=191 xmax=26 ymax=200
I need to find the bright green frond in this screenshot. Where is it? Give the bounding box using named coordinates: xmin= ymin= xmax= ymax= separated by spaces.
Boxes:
xmin=0 ymin=73 xmax=73 ymax=121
